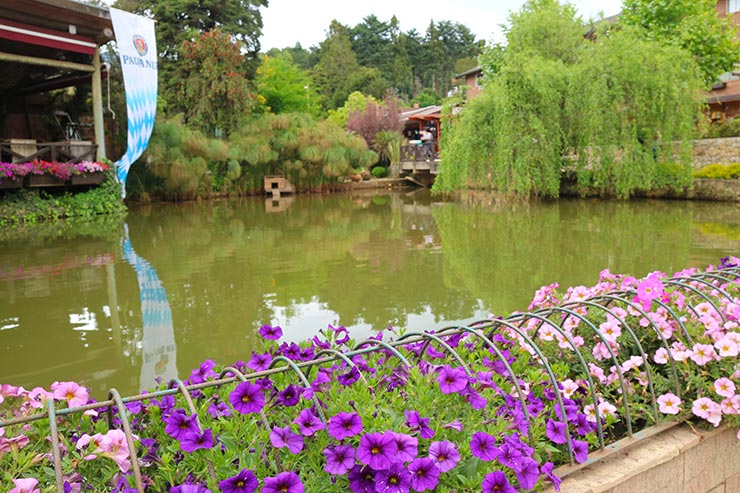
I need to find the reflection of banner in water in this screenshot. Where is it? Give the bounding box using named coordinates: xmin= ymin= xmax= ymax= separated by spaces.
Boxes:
xmin=122 ymin=230 xmax=177 ymax=392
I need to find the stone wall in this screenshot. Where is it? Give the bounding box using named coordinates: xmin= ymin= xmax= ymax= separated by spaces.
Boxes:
xmin=542 ymin=423 xmax=740 ymax=493
xmin=692 ymin=137 xmax=740 ymax=169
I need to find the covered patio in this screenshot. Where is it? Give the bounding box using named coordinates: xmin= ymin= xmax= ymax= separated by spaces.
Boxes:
xmin=0 ymin=0 xmax=114 ymax=164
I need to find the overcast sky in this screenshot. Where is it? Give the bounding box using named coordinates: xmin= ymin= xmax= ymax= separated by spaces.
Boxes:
xmin=259 ymin=0 xmax=623 ymax=51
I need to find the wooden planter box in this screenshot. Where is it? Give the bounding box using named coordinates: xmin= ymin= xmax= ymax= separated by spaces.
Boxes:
xmin=69 ymin=172 xmax=104 ymax=186
xmin=26 ymin=174 xmax=65 ymax=188
xmin=0 ymin=179 xmax=23 ymax=190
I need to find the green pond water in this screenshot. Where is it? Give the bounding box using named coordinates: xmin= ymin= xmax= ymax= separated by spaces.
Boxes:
xmin=0 ymin=190 xmax=738 ymax=397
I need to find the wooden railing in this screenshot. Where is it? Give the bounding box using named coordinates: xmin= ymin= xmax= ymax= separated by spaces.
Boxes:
xmin=400 ymin=140 xmax=439 ymax=162
xmin=0 ymin=140 xmax=97 ymax=164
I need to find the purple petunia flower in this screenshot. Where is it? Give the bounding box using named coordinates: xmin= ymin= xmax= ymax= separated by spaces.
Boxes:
xmin=497 ymin=443 xmax=523 ymax=469
xmin=270 ymin=426 xmax=304 ymax=454
xmin=278 ymin=384 xmax=301 ymax=407
xmin=545 ymin=419 xmax=568 ymax=445
xmin=324 ymin=445 xmax=356 ymax=475
xmin=515 ymin=457 xmax=540 ymax=489
xmin=258 ymin=324 xmax=283 ymax=341
xmin=338 ymin=367 xmax=362 ymax=386
xmin=348 ymin=465 xmax=376 ymax=493
xmin=207 ymin=400 xmax=231 ymax=419
xmin=280 ymin=342 xmax=302 ymax=360
xmin=357 ymin=431 xmax=398 ymax=470
xmin=262 ymin=471 xmax=303 ymax=493
xmin=329 ymin=324 xmax=350 ymax=345
xmin=164 ymin=410 xmax=199 ymax=440
xmin=470 ymin=432 xmax=499 ymax=461
xmin=218 ymin=469 xmax=258 ymax=493
xmin=179 ymin=428 xmax=214 ymax=453
xmin=427 ymin=440 xmax=460 ymax=472
xmin=170 ymin=484 xmax=211 ymax=493
xmin=293 ymin=408 xmax=326 ymax=436
xmin=404 ymin=410 xmax=435 ymax=439
xmin=481 ymin=471 xmax=516 ymax=493
xmin=229 ymin=382 xmax=265 ymax=415
xmin=436 ymin=365 xmax=468 ymax=394
xmin=392 ymin=432 xmax=418 ymax=463
xmin=572 ymin=439 xmax=589 ymax=463
xmin=188 ymin=359 xmax=217 ymax=385
xmin=442 ymin=420 xmax=463 ymax=432
xmin=541 ymin=462 xmax=562 ymax=492
xmin=408 ymin=458 xmax=440 ymax=491
xmin=328 ymin=412 xmax=363 ymax=440
xmin=246 ymin=352 xmax=272 ymax=372
xmin=375 ymin=462 xmax=411 ymax=493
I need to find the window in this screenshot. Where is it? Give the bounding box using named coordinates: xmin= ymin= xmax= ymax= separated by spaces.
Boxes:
xmin=730 ymin=0 xmax=740 ymax=14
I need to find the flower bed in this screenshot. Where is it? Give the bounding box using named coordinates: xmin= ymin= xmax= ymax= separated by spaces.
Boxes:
xmin=0 ymin=257 xmax=739 ymax=493
xmin=0 ymin=160 xmax=109 ymax=189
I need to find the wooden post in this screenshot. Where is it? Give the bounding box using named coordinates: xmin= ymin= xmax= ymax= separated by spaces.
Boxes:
xmin=92 ymin=47 xmax=106 ymax=160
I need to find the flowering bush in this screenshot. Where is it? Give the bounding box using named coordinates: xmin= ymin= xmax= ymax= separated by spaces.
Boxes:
xmin=0 ymin=257 xmax=738 ymax=492
xmin=0 ymin=160 xmax=109 ymax=182
xmin=0 ymin=162 xmax=31 ymax=182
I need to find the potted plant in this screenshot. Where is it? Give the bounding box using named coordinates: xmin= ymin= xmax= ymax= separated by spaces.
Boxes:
xmin=0 ymin=162 xmax=30 ymax=189
xmin=69 ymin=161 xmax=109 ymax=186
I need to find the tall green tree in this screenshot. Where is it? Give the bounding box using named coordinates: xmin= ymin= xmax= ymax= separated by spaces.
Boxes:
xmin=176 ymin=29 xmax=255 ymax=135
xmin=256 ymin=53 xmax=319 ymax=115
xmin=312 ymin=21 xmax=388 ymax=110
xmin=113 ymin=0 xmax=266 ymax=112
xmin=621 ymin=0 xmax=740 ymax=85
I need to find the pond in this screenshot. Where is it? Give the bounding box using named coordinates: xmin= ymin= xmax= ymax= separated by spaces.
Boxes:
xmin=1 ymin=190 xmax=738 ymax=397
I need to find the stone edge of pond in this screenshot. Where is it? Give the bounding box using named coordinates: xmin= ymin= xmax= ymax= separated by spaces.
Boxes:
xmin=542 ymin=421 xmax=740 ymax=492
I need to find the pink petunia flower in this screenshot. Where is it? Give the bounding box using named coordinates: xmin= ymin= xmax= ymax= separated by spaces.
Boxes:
xmin=8 ymin=478 xmax=40 ymax=493
xmin=689 ymin=344 xmax=717 ymax=366
xmin=52 ymin=381 xmax=89 ymax=408
xmin=714 ymin=378 xmax=736 ymax=399
xmin=657 ymin=393 xmax=682 ymax=415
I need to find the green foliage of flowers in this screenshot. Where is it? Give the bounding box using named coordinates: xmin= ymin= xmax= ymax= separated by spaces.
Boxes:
xmin=434 ymin=0 xmax=702 ymax=199
xmin=694 ymin=163 xmax=740 ymax=180
xmin=1 ymin=258 xmax=739 ymax=492
xmin=0 ymin=170 xmax=126 ymax=227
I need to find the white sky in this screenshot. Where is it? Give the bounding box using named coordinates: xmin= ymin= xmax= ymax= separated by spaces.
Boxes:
xmin=259 ymin=0 xmax=623 ymax=51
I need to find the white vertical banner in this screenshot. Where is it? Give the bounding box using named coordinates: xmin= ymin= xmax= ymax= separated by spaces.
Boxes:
xmin=109 ymin=8 xmax=158 ymax=198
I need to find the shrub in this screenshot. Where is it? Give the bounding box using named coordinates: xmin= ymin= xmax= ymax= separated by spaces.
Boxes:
xmin=694 ymin=163 xmax=740 ymax=179
xmin=701 ymin=119 xmax=740 ymax=139
xmin=371 ymin=166 xmax=388 ymax=178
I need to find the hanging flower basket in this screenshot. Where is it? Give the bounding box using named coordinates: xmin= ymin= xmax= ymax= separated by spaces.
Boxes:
xmin=69 ymin=172 xmax=105 ymax=186
xmin=26 ymin=174 xmax=66 ymax=188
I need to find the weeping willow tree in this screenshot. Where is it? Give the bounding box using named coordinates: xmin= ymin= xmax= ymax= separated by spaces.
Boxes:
xmin=434 ymin=0 xmax=705 ymax=198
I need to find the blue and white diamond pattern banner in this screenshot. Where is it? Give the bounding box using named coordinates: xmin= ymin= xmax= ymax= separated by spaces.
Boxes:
xmin=122 ymin=226 xmax=178 ymax=392
xmin=110 ymin=8 xmax=158 ymax=198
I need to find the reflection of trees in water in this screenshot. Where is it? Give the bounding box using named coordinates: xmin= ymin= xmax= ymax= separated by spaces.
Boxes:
xmin=124 ymin=193 xmax=480 ymax=358
xmin=433 ymin=197 xmax=699 ymax=315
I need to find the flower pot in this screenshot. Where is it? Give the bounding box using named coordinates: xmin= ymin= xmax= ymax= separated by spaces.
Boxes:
xmin=69 ymin=172 xmax=104 ymax=186
xmin=26 ymin=174 xmax=65 ymax=188
xmin=0 ymin=179 xmax=23 ymax=190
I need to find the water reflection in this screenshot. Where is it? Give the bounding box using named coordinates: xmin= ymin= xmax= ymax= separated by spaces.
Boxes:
xmin=0 ymin=191 xmax=738 ymax=396
xmin=122 ymin=226 xmax=178 ymax=392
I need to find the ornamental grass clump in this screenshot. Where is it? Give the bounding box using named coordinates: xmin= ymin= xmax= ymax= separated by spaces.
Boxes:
xmin=1 ymin=257 xmax=739 ymax=492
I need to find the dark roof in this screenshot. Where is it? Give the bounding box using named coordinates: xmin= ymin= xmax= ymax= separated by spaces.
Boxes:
xmin=399 ymin=105 xmax=442 ymax=122
xmin=455 ymin=65 xmax=482 ymax=79
xmin=0 ymin=0 xmax=113 ymax=44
